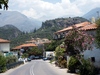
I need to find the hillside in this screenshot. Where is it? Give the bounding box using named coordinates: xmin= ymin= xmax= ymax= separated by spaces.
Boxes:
xmin=83 ymin=7 xmax=100 ymax=20
xmin=0 ymin=25 xmax=22 ymax=40
xmin=30 ymin=17 xmax=89 ymax=39
xmin=0 ymin=17 xmax=88 ymax=48
xmin=42 ymin=17 xmax=88 ymax=28
xmin=0 ymin=11 xmax=41 ymax=32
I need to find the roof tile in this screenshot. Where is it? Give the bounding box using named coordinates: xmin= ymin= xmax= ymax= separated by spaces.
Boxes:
xmin=0 ymin=38 xmax=10 ymax=43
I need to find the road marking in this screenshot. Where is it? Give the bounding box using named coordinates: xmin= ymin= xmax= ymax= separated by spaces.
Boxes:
xmin=30 ymin=62 xmax=36 ymax=75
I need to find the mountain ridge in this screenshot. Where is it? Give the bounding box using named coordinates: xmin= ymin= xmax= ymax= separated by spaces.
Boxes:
xmin=0 ymin=11 xmax=41 ymax=32
xmin=0 ymin=24 xmax=22 ymax=40
xmin=83 ymin=7 xmax=100 ymax=20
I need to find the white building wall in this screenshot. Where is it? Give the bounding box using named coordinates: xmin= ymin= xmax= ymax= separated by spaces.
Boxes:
xmin=83 ymin=47 xmax=100 ymax=68
xmin=83 ymin=30 xmax=100 ymax=68
xmin=0 ymin=43 xmax=10 ymax=52
xmin=46 ymin=51 xmax=55 ymax=58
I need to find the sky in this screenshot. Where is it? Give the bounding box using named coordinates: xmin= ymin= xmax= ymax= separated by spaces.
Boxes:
xmin=8 ymin=0 xmax=100 ymax=21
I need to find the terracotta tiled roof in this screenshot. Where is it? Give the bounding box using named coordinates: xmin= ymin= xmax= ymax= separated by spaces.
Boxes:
xmin=0 ymin=38 xmax=10 ymax=43
xmin=79 ymin=23 xmax=97 ymax=30
xmin=55 ymin=21 xmax=90 ymax=34
xmin=12 ymin=43 xmax=37 ymax=50
xmin=13 ymin=46 xmax=22 ymax=50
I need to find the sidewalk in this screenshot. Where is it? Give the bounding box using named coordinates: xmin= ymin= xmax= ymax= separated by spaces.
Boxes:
xmin=45 ymin=60 xmax=77 ymax=75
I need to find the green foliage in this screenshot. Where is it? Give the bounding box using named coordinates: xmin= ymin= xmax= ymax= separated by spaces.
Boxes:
xmin=0 ymin=54 xmax=7 ymax=73
xmin=68 ymin=56 xmax=80 ymax=73
xmin=55 ymin=46 xmax=65 ymax=58
xmin=11 ymin=33 xmax=31 ymax=48
xmin=59 ymin=59 xmax=67 ymax=68
xmin=6 ymin=55 xmax=17 ymax=64
xmin=28 ymin=47 xmax=43 ymax=56
xmin=0 ymin=25 xmax=22 ymax=40
xmin=0 ymin=0 xmax=9 ymax=10
xmin=54 ymin=43 xmax=67 ymax=68
xmin=42 ymin=17 xmax=88 ymax=29
xmin=45 ymin=40 xmax=64 ymax=51
xmin=79 ymin=59 xmax=98 ymax=75
xmin=22 ymin=53 xmax=29 ymax=58
xmin=95 ymin=19 xmax=100 ymax=48
xmin=55 ymin=56 xmax=67 ymax=68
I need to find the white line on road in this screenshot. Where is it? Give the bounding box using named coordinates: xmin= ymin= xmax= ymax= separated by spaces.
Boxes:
xmin=30 ymin=62 xmax=36 ymax=75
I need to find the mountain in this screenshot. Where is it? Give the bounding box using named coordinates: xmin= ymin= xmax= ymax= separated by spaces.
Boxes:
xmin=1 ymin=17 xmax=88 ymax=48
xmin=0 ymin=24 xmax=22 ymax=40
xmin=83 ymin=7 xmax=100 ymax=20
xmin=30 ymin=17 xmax=89 ymax=39
xmin=41 ymin=17 xmax=88 ymax=28
xmin=0 ymin=11 xmax=41 ymax=32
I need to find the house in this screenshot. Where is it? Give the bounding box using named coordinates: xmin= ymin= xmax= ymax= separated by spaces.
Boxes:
xmin=79 ymin=23 xmax=100 ymax=68
xmin=0 ymin=38 xmax=10 ymax=53
xmin=26 ymin=38 xmax=51 ymax=57
xmin=54 ymin=22 xmax=100 ymax=68
xmin=26 ymin=38 xmax=51 ymax=45
xmin=12 ymin=43 xmax=37 ymax=51
xmin=11 ymin=43 xmax=37 ymax=58
xmin=53 ymin=21 xmax=90 ymax=39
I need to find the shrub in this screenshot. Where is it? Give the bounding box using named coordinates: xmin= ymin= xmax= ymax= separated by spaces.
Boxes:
xmin=79 ymin=59 xmax=98 ymax=75
xmin=6 ymin=55 xmax=17 ymax=64
xmin=56 ymin=56 xmax=67 ymax=68
xmin=0 ymin=54 xmax=7 ymax=73
xmin=68 ymin=56 xmax=80 ymax=73
xmin=22 ymin=53 xmax=28 ymax=58
xmin=60 ymin=59 xmax=67 ymax=68
xmin=55 ymin=45 xmax=65 ymax=60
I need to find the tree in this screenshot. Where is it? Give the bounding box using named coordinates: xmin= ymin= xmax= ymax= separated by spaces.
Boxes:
xmin=0 ymin=0 xmax=9 ymax=10
xmin=95 ymin=19 xmax=100 ymax=48
xmin=64 ymin=26 xmax=95 ymax=74
xmin=45 ymin=40 xmax=64 ymax=51
xmin=28 ymin=47 xmax=43 ymax=56
xmin=65 ymin=26 xmax=94 ymax=64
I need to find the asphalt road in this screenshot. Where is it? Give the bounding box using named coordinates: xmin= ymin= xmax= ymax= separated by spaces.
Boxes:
xmin=7 ymin=59 xmax=72 ymax=75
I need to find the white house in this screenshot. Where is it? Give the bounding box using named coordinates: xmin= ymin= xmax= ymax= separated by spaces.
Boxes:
xmin=0 ymin=38 xmax=10 ymax=53
xmin=79 ymin=23 xmax=100 ymax=68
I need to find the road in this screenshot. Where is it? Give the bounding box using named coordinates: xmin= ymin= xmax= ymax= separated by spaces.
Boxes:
xmin=3 ymin=60 xmax=74 ymax=75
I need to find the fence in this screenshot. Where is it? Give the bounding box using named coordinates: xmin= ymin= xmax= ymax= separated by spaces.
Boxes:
xmin=6 ymin=61 xmax=24 ymax=69
xmin=0 ymin=61 xmax=24 ymax=73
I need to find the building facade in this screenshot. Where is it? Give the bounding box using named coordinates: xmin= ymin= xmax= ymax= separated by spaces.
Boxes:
xmin=0 ymin=38 xmax=10 ymax=53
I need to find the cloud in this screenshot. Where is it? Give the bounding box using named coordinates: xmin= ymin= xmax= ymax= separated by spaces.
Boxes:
xmin=9 ymin=0 xmax=100 ymax=21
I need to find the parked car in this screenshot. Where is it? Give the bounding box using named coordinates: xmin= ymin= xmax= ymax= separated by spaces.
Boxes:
xmin=29 ymin=55 xmax=35 ymax=60
xmin=43 ymin=57 xmax=48 ymax=61
xmin=35 ymin=56 xmax=40 ymax=59
xmin=27 ymin=58 xmax=31 ymax=62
